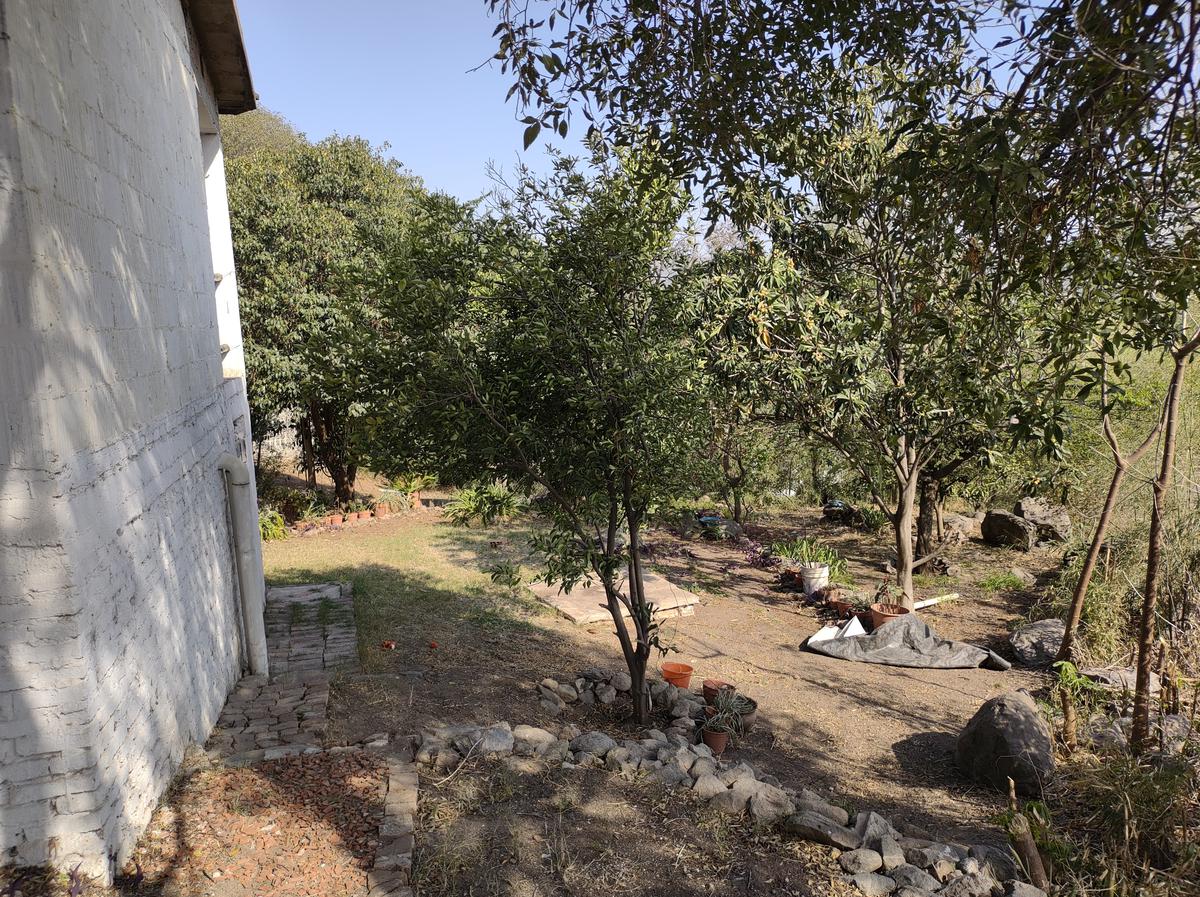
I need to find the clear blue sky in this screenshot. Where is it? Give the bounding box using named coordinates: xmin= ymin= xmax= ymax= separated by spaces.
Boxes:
xmin=237 ymin=0 xmax=583 ymax=201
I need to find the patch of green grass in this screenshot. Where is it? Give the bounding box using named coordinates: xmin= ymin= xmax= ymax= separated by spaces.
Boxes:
xmin=979 ymin=572 xmax=1024 ymax=593
xmin=262 ymin=517 xmax=551 ymax=669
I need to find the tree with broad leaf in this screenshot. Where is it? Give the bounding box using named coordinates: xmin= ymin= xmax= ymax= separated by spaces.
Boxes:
xmin=228 ymin=136 xmax=421 ymax=503
xmin=373 ymin=150 xmax=707 ymax=723
xmin=693 ymin=83 xmax=1044 ymax=607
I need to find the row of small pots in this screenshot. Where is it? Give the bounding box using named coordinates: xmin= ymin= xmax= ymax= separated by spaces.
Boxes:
xmin=294 ymin=502 xmax=397 ymax=531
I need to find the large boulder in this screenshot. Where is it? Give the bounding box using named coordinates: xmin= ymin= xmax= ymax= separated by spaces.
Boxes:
xmin=957 ymin=691 xmax=1054 ymax=796
xmin=1014 ymin=497 xmax=1072 ymax=543
xmin=981 ymin=510 xmax=1038 ymax=551
xmin=1008 ymin=619 xmax=1065 ymax=666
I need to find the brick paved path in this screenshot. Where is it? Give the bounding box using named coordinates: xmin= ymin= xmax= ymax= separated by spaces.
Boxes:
xmin=200 ymin=581 xmax=419 ymax=895
xmin=205 ymin=582 xmax=357 ymax=764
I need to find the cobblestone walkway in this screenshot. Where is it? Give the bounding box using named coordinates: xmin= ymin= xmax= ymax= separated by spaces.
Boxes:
xmin=199 ymin=581 xmax=419 ymax=896
xmin=206 ymin=582 xmax=357 ymax=764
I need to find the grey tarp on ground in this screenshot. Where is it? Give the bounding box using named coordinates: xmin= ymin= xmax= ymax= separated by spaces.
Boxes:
xmin=806 ymin=613 xmax=1011 ymax=671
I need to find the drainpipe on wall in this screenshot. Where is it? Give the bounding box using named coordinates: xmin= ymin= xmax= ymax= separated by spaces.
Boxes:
xmin=217 ymin=452 xmax=269 ymax=676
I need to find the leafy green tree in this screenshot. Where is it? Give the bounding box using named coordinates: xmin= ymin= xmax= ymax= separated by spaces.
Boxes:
xmin=219 ymin=107 xmax=304 ymax=160
xmin=228 ymin=136 xmax=420 ymax=503
xmin=703 ymin=92 xmax=1041 ymax=605
xmin=374 ymin=151 xmax=705 ymax=722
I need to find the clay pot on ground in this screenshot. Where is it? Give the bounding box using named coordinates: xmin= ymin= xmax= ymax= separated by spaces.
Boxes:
xmin=327 ymin=513 xmax=344 ymax=526
xmin=701 ymin=728 xmax=730 ymax=756
xmin=375 ymin=503 xmax=391 ymax=519
xmin=828 ymin=597 xmax=853 ymax=619
xmin=661 ymin=661 xmax=694 ymax=689
xmin=869 ymin=602 xmax=911 ymax=630
xmin=358 ymin=510 xmax=373 ymax=520
xmin=703 ymin=679 xmax=735 ymax=705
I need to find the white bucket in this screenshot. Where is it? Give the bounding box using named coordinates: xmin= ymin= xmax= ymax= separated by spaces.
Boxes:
xmin=799 ymin=563 xmax=830 ymax=596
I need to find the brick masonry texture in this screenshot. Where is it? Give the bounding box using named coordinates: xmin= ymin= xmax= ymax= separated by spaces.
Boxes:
xmin=1 ymin=0 xmax=258 ymax=881
xmin=205 ymin=584 xmax=359 ymax=767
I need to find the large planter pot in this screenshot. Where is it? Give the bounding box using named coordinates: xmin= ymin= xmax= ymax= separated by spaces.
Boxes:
xmin=701 ymin=728 xmax=730 ymax=757
xmin=327 ymin=513 xmax=344 ymax=526
xmin=375 ymin=503 xmax=391 ymax=519
xmin=737 ymin=697 xmax=759 ymax=734
xmin=661 ymin=661 xmax=694 ymax=689
xmin=799 ymin=563 xmax=831 ymax=596
xmin=358 ymin=510 xmax=372 ymax=520
xmin=703 ymin=679 xmax=735 ymax=705
xmin=869 ymin=602 xmax=911 ymax=630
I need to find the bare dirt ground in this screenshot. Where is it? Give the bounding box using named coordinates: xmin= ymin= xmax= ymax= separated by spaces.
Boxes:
xmin=262 ymin=505 xmax=1059 ymax=896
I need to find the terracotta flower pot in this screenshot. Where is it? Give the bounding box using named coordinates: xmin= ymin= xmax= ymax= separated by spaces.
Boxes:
xmin=828 ymin=598 xmax=853 ymax=619
xmin=869 ymin=602 xmax=911 ymax=630
xmin=358 ymin=510 xmax=372 ymax=520
xmin=660 ymin=661 xmax=694 ymax=689
xmin=375 ymin=503 xmax=391 ymax=519
xmin=703 ymin=679 xmax=735 ymax=705
xmin=701 ymin=728 xmax=730 ymax=756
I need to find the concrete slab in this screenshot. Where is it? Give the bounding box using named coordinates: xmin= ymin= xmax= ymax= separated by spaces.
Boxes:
xmin=529 ymin=571 xmax=700 ymax=625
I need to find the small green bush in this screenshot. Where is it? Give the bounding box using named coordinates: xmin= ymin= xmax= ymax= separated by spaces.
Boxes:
xmin=258 ymin=508 xmax=288 ymax=542
xmin=854 ymin=507 xmax=889 ymax=534
xmin=445 ymin=481 xmax=524 ymax=527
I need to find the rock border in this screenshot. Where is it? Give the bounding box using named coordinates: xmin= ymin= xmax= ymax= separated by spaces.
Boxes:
xmin=415 ymin=711 xmax=1044 ymax=897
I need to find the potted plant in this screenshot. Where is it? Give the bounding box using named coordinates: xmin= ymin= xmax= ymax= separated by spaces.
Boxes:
xmin=869 ymin=582 xmax=912 ymax=630
xmin=770 ymin=538 xmax=846 ymax=596
xmin=700 ymin=708 xmax=737 ymax=757
xmin=851 ymin=597 xmax=874 ymax=629
xmin=729 ymin=692 xmax=758 ymax=733
xmin=703 ymin=678 xmax=735 ymax=705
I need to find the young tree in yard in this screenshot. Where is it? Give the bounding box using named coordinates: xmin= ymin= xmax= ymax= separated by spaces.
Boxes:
xmin=992 ymin=2 xmax=1200 ymax=751
xmin=705 ymin=91 xmax=1040 ymax=606
xmin=228 ymin=137 xmax=420 ymax=503
xmin=375 ymin=151 xmax=706 ymax=723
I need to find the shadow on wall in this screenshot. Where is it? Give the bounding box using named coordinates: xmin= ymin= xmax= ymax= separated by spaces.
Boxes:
xmin=1 ymin=0 xmax=247 ymax=882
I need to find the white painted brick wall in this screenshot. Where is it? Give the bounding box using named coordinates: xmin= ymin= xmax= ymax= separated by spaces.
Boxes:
xmin=1 ymin=0 xmax=259 ymax=879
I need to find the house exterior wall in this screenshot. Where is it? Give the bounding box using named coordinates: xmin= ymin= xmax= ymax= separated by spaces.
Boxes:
xmin=0 ymin=0 xmax=259 ymax=879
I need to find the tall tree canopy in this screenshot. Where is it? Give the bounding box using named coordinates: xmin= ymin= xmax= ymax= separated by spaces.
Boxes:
xmin=373 ymin=151 xmax=706 ymax=721
xmin=227 ymin=136 xmax=421 ymax=502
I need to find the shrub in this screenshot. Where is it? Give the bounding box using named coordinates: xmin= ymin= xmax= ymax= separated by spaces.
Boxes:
xmin=258 ymin=508 xmax=288 ymax=542
xmin=854 ymin=507 xmax=890 ymax=535
xmin=444 ymin=481 xmax=524 ymax=527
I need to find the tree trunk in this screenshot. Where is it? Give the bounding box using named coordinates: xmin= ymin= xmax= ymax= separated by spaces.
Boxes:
xmin=914 ymin=474 xmax=939 ymax=574
xmin=893 ymin=473 xmax=919 ymax=608
xmin=299 ymin=417 xmax=317 ymax=490
xmin=625 ymin=512 xmax=652 ymax=723
xmin=1131 ymin=356 xmax=1188 ymax=753
xmin=1057 ymin=460 xmax=1129 ymax=662
xmin=732 ymin=487 xmax=744 ymax=525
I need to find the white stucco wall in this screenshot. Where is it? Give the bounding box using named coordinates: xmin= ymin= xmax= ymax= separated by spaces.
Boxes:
xmin=0 ymin=0 xmax=259 ymax=879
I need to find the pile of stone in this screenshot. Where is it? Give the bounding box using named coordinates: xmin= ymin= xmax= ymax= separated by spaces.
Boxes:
xmin=536 ymin=669 xmax=707 ymax=740
xmin=412 ymin=720 xmax=1043 ymax=897
xmin=793 ymin=808 xmax=1042 ymax=897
